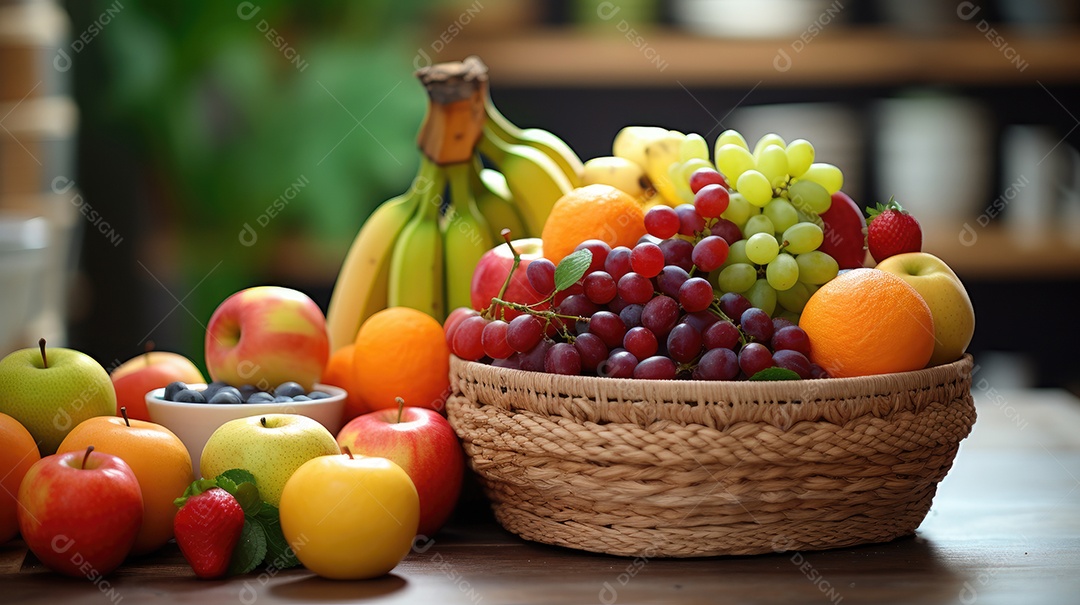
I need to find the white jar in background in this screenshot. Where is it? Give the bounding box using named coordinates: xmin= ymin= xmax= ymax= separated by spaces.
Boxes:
xmin=874 ymin=94 xmax=991 ymax=226
xmin=1000 ymin=125 xmax=1062 ymax=242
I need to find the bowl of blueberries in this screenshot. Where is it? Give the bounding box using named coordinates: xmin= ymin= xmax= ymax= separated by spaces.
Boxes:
xmin=145 ymin=380 xmax=346 ymax=471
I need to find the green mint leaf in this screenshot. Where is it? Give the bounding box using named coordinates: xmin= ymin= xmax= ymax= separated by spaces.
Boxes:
xmin=254 ymin=504 xmax=301 ymax=569
xmin=228 ymin=519 xmax=267 ymax=576
xmin=174 ymin=478 xmax=218 ymax=508
xmin=234 ymin=482 xmax=262 ymax=516
xmin=554 ymin=248 xmax=592 ymax=292
xmin=218 ymin=469 xmax=257 ymax=487
xmin=749 ymin=367 xmax=802 ymax=381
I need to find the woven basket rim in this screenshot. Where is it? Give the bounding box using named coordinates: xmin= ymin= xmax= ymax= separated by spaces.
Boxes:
xmin=450 ymin=354 xmax=973 ymax=407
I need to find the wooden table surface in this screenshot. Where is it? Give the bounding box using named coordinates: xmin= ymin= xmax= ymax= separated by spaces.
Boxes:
xmin=5 ymin=386 xmax=1079 ymax=605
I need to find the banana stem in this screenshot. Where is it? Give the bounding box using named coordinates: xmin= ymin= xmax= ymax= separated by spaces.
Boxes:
xmin=477 ymin=125 xmax=507 ymax=165
xmin=483 ymin=91 xmax=522 ymax=142
xmin=415 ymin=56 xmax=488 ymax=165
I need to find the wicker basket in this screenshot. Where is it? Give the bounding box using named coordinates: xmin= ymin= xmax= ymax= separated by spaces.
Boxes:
xmin=446 ymin=354 xmax=976 ymax=558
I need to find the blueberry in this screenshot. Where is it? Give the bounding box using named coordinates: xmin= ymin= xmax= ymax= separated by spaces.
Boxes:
xmin=163 ymin=381 xmax=188 ymax=401
xmin=247 ymin=392 xmax=275 ymax=404
xmin=239 ymin=384 xmax=259 ymax=398
xmin=274 ymin=382 xmax=305 ymax=398
xmin=273 ymin=396 xmax=293 ymax=403
xmin=202 ymin=381 xmax=228 ymax=399
xmin=174 ymin=389 xmax=206 ymax=404
xmin=208 ymin=391 xmax=242 ymax=404
xmin=216 ymin=386 xmax=243 ymax=401
xmin=307 ymin=391 xmax=331 ymax=400
xmin=292 ymin=395 xmax=311 ymax=402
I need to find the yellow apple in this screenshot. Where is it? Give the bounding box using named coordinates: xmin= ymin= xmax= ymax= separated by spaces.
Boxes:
xmin=279 ymin=453 xmax=418 ymax=580
xmin=200 ymin=414 xmax=340 ymax=506
xmin=875 ymin=252 xmax=975 ymax=366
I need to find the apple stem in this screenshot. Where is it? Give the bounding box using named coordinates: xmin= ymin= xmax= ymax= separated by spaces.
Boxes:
xmin=395 ymin=397 xmax=405 ymax=424
xmin=343 ymin=446 xmax=354 ymax=459
xmin=120 ymin=407 xmax=131 ymax=427
xmin=260 ymin=417 xmax=267 ymax=427
xmin=82 ymin=446 xmax=94 ymax=469
xmin=38 ymin=338 xmax=47 ymax=369
xmin=144 ymin=340 xmax=155 ymax=365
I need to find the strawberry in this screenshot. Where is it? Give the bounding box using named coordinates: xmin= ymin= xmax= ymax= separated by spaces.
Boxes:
xmin=820 ymin=191 xmax=867 ymax=269
xmin=866 ymin=198 xmax=922 ymax=263
xmin=174 ymin=487 xmax=245 ymax=579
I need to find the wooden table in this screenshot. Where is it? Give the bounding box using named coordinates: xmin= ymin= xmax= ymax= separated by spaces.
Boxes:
xmin=5 ymin=388 xmax=1079 ymax=604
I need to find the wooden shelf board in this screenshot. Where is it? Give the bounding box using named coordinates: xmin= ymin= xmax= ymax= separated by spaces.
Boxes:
xmin=923 ymin=224 xmax=1080 ymax=278
xmin=447 ymin=27 xmax=1080 ymax=87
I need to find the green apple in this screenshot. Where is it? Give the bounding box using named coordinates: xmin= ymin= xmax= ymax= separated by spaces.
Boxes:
xmin=0 ymin=340 xmax=116 ymax=455
xmin=875 ymin=252 xmax=975 ymax=366
xmin=200 ymin=413 xmax=340 ymax=506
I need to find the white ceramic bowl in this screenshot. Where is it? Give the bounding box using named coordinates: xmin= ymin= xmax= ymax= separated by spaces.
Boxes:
xmin=146 ymin=383 xmax=346 ymax=472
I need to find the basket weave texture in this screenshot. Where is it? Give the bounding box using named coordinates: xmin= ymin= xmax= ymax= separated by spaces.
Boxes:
xmin=446 ymin=354 xmax=976 ymax=558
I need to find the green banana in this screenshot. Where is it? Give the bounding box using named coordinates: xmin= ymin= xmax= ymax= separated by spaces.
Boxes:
xmin=478 ymin=125 xmax=574 ymax=237
xmin=388 ymin=158 xmax=447 ymax=320
xmin=325 ymin=158 xmax=439 ymax=352
xmin=470 ymin=156 xmax=530 ymax=240
xmin=442 ymin=162 xmax=495 ymax=311
xmin=484 ymin=94 xmax=584 ymax=188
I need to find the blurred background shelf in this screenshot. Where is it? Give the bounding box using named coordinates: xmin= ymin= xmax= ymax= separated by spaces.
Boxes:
xmin=454 ymin=28 xmax=1080 ymax=87
xmin=923 ymin=225 xmax=1080 ymax=278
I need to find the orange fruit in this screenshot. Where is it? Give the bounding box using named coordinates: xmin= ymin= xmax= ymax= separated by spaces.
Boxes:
xmin=799 ymin=269 xmax=935 ymax=378
xmin=0 ymin=413 xmax=39 ymax=544
xmin=352 ymin=307 xmax=450 ymax=412
xmin=540 ymin=184 xmax=647 ymax=264
xmin=323 ymin=344 xmax=370 ymax=423
xmin=57 ymin=416 xmax=194 ymax=555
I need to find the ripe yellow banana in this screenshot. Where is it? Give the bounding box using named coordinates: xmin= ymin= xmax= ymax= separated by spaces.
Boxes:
xmin=484 ymin=94 xmax=583 ymax=188
xmin=581 ymin=155 xmax=650 ymax=200
xmin=470 ymin=156 xmax=530 ymax=239
xmin=642 ymin=130 xmax=687 ymax=206
xmin=443 ymin=162 xmax=494 ymax=311
xmin=478 ymin=125 xmax=574 ymax=237
xmin=388 ymin=161 xmax=447 ymax=320
xmin=325 ymin=158 xmax=439 ymax=352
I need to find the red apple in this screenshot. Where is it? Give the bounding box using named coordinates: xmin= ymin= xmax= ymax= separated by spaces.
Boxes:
xmin=336 ymin=404 xmax=464 ymax=537
xmin=819 ymin=191 xmax=867 ymax=270
xmin=111 ymin=350 xmax=205 ymax=421
xmin=205 ymin=286 xmax=330 ymax=391
xmin=470 ymin=237 xmax=548 ymax=321
xmin=17 ymin=446 xmax=143 ymax=578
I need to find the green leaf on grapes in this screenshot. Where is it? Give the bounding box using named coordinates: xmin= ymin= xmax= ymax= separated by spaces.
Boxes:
xmin=218 ymin=468 xmax=258 ymax=488
xmin=228 ymin=519 xmax=267 ymax=576
xmin=255 ymin=504 xmax=301 ymax=569
xmin=749 ymin=367 xmax=801 ymax=381
xmin=554 ymin=248 xmax=593 ymax=292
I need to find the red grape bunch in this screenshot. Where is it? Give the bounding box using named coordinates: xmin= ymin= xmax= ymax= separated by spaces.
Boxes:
xmin=444 ymin=186 xmax=827 ymax=381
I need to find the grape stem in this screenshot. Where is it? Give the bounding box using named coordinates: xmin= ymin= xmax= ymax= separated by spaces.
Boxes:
xmin=707 ymin=302 xmax=749 ymax=347
xmin=487 ymin=230 xmax=519 ymax=321
xmin=489 ymin=297 xmax=589 ymax=324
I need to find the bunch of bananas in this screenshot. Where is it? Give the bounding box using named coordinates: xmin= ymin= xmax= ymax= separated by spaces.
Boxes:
xmin=581 ymin=127 xmax=718 ymax=209
xmin=325 ymin=58 xmax=582 ymax=352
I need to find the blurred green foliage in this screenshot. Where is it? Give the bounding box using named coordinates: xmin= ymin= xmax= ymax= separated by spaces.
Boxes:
xmin=99 ymin=0 xmax=433 ymax=243
xmin=71 ymin=0 xmax=448 ymax=367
